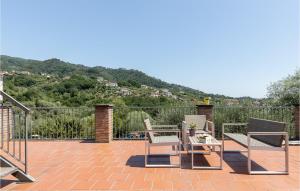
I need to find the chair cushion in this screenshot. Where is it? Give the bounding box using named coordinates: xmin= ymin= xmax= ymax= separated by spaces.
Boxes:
xmin=224 ymin=133 xmax=275 ymax=148
xmin=153 ymin=136 xmax=180 ymax=144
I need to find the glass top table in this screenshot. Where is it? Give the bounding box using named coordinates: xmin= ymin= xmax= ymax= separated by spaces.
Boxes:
xmin=189 ymin=134 xmax=221 ymax=146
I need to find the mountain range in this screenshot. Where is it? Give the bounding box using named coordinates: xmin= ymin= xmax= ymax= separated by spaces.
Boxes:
xmin=0 ymin=55 xmax=251 ymax=107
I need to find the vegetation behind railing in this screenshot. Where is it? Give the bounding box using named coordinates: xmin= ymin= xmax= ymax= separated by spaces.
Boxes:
xmin=213 ymin=106 xmax=295 ymax=139
xmin=114 ymin=106 xmax=295 ymax=139
xmin=113 ymin=106 xmax=197 ymax=139
xmin=30 ymin=107 xmax=95 ymax=140
xmin=29 ymin=105 xmax=295 ymax=140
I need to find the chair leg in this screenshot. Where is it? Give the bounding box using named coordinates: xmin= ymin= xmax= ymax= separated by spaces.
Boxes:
xmin=148 ymin=145 xmax=150 ymax=155
xmin=285 ymin=135 xmax=289 ymax=174
xmin=247 ymin=146 xmax=251 ymax=174
xmin=248 ymin=143 xmax=289 ymax=175
xmin=145 ymin=142 xmax=147 ymax=167
xmin=247 ymin=134 xmax=251 ymax=174
xmin=179 ymin=142 xmax=181 ymax=167
xmin=145 ymin=143 xmax=181 ymax=168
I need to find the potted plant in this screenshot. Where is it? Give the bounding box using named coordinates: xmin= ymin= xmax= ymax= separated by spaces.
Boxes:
xmin=189 ymin=123 xmax=196 ymax=136
xmin=197 ymin=134 xmax=208 ymax=143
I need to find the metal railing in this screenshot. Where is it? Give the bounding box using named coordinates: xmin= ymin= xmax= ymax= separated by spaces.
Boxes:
xmin=0 ymin=90 xmax=30 ymax=173
xmin=113 ymin=105 xmax=295 ymax=140
xmin=213 ymin=106 xmax=295 ymax=139
xmin=23 ymin=105 xmax=295 ymax=141
xmin=113 ymin=106 xmax=197 ymax=139
xmin=30 ymin=107 xmax=95 ymax=140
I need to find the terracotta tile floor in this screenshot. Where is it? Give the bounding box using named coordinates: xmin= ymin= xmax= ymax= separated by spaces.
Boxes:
xmin=1 ymin=140 xmax=300 ymax=191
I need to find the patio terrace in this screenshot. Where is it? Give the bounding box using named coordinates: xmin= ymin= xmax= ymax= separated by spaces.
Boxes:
xmin=1 ymin=140 xmax=299 ymax=191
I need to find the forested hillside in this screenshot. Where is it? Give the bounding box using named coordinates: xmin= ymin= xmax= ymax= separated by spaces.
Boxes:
xmin=1 ymin=55 xmax=200 ymax=93
xmin=1 ymin=55 xmax=253 ymax=107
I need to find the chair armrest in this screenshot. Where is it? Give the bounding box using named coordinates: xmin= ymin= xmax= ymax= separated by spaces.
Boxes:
xmin=152 ymin=125 xmax=178 ymax=129
xmin=145 ymin=129 xmax=181 ymax=140
xmin=247 ymin=132 xmax=289 ymax=147
xmin=222 ymin=123 xmax=247 ymax=138
xmin=247 ymin=132 xmax=288 ymax=136
xmin=145 ymin=129 xmax=181 ymax=133
xmin=223 ymin=123 xmax=248 ymax=127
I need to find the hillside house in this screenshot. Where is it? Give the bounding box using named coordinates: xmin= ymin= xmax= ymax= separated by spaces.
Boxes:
xmin=119 ymin=87 xmax=131 ymax=96
xmin=161 ymin=89 xmax=173 ymax=97
xmin=40 ymin=73 xmax=52 ymax=78
xmin=150 ymin=90 xmax=160 ymax=97
xmin=17 ymin=71 xmax=31 ymax=75
xmin=253 ymin=100 xmax=261 ymax=106
xmin=105 ymin=82 xmax=118 ymax=87
xmin=224 ymin=99 xmax=240 ymax=106
xmin=141 ymin=85 xmax=149 ymax=89
xmin=63 ymin=76 xmax=71 ymax=80
xmin=97 ymin=77 xmax=104 ymax=82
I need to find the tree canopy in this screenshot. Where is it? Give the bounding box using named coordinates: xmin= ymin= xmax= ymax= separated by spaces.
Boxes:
xmin=267 ymin=69 xmax=300 ymax=106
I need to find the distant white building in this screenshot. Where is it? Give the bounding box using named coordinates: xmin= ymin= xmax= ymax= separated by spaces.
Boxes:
xmin=161 ymin=89 xmax=173 ymax=97
xmin=161 ymin=89 xmax=169 ymax=93
xmin=18 ymin=71 xmax=31 ymax=75
xmin=105 ymin=82 xmax=118 ymax=87
xmin=63 ymin=76 xmax=71 ymax=80
xmin=224 ymin=99 xmax=240 ymax=106
xmin=40 ymin=73 xmax=51 ymax=78
xmin=141 ymin=85 xmax=149 ymax=89
xmin=97 ymin=77 xmax=104 ymax=82
xmin=120 ymin=87 xmax=131 ymax=96
xmin=151 ymin=90 xmax=160 ymax=98
xmin=253 ymin=101 xmax=261 ymax=106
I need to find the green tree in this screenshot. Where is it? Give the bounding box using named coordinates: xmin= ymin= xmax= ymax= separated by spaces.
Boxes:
xmin=267 ymin=70 xmax=300 ymax=106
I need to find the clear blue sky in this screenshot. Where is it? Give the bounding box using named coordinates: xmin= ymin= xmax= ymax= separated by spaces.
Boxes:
xmin=1 ymin=0 xmax=299 ymax=98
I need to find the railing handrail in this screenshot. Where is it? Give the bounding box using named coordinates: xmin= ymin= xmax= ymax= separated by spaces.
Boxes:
xmin=213 ymin=105 xmax=294 ymax=109
xmin=31 ymin=105 xmax=294 ymax=110
xmin=0 ymin=90 xmax=30 ymax=174
xmin=0 ymin=90 xmax=30 ymax=113
xmin=115 ymin=105 xmax=196 ymax=109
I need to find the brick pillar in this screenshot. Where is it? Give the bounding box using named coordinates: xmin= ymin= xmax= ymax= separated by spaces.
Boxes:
xmin=196 ymin=104 xmax=214 ymax=121
xmin=95 ymin=104 xmax=113 ymax=143
xmin=294 ymin=105 xmax=299 ymax=139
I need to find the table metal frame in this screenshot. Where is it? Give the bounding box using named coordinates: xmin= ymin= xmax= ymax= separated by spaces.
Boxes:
xmin=188 ymin=134 xmax=223 ymax=170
